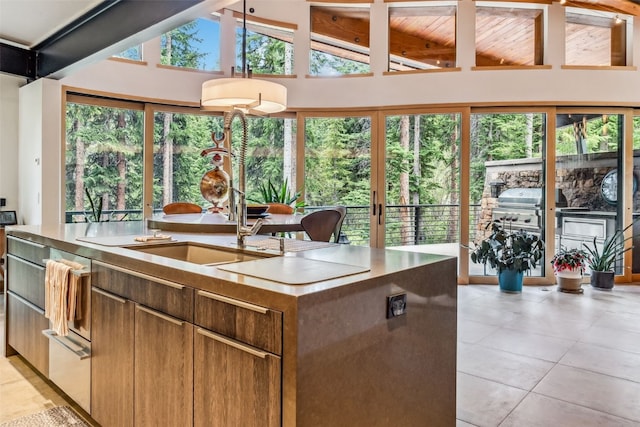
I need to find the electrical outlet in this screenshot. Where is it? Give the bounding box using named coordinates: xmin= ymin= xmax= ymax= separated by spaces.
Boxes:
xmin=387 ymin=293 xmax=407 ymax=318
xmin=0 ymin=198 xmax=5 ymax=207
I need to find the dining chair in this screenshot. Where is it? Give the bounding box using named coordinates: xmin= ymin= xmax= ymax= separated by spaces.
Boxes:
xmin=162 ymin=202 xmax=203 ymax=214
xmin=331 ymin=206 xmax=347 ymax=243
xmin=300 ymin=209 xmax=342 ymax=242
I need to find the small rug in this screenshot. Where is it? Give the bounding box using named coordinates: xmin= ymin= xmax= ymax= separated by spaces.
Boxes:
xmin=0 ymin=406 xmax=89 ymax=427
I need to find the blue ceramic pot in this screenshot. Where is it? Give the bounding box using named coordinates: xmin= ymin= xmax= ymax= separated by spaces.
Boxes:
xmin=498 ymin=269 xmax=524 ymax=293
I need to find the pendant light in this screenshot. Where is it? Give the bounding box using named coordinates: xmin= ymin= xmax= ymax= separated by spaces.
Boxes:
xmin=200 ymin=0 xmax=287 ymax=115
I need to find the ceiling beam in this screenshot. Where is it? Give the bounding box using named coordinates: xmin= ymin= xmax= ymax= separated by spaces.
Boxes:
xmin=31 ymin=0 xmax=204 ymax=78
xmin=0 ymin=43 xmax=36 ymax=79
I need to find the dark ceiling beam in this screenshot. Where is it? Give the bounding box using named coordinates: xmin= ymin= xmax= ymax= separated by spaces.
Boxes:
xmin=32 ymin=0 xmax=204 ymax=78
xmin=0 ymin=43 xmax=36 ymax=79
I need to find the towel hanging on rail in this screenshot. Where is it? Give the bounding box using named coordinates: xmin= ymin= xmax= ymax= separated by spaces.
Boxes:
xmin=44 ymin=259 xmax=85 ymax=336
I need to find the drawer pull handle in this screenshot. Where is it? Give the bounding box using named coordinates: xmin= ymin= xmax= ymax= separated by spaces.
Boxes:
xmin=92 ymin=287 xmax=127 ymax=304
xmin=93 ymin=261 xmax=185 ymax=289
xmin=8 ymin=236 xmax=46 ymax=249
xmin=7 ymin=254 xmax=45 ymax=271
xmin=136 ymin=305 xmax=184 ymax=326
xmin=197 ymin=290 xmax=268 ymax=314
xmin=197 ymin=328 xmax=268 ymax=359
xmin=42 ymin=329 xmax=91 ymax=360
xmin=9 ymin=292 xmax=45 ymax=315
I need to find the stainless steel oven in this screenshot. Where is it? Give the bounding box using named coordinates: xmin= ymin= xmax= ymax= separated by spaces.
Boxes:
xmin=43 ymin=249 xmax=91 ymax=412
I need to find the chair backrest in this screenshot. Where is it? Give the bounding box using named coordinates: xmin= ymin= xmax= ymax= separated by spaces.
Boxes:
xmin=331 ymin=206 xmax=347 ymax=243
xmin=300 ymin=209 xmax=342 ymax=242
xmin=162 ymin=202 xmax=203 ymax=214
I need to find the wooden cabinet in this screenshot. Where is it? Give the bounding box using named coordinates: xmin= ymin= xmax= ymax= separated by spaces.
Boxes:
xmin=4 ymin=236 xmax=49 ymax=371
xmin=6 ymin=293 xmax=49 ymax=375
xmin=90 ymin=287 xmax=134 ymax=427
xmin=134 ymin=305 xmax=193 ymax=426
xmin=194 ymin=292 xmax=282 ymax=427
xmin=91 ymin=262 xmax=195 ymax=426
xmin=194 ymin=328 xmax=281 ymax=427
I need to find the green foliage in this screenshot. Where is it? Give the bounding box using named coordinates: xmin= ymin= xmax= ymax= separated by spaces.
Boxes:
xmin=84 ymin=188 xmax=104 ymax=222
xmin=243 ymin=30 xmax=292 ymax=74
xmin=550 ymin=247 xmax=588 ymax=273
xmin=161 ymin=20 xmax=209 ymax=69
xmin=254 ymin=178 xmax=304 ymax=208
xmin=583 ymin=221 xmax=635 ymax=272
xmin=470 ymin=220 xmax=544 ymax=273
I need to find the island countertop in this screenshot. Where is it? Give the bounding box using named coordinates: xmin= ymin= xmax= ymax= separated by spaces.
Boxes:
xmin=5 ymin=221 xmax=454 ymax=303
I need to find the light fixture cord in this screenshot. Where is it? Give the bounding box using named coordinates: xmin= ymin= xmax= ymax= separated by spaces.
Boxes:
xmin=242 ymin=0 xmax=247 ymax=77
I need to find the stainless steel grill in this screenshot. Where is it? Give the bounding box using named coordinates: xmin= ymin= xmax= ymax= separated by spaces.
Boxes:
xmin=492 ymin=188 xmax=542 ymax=234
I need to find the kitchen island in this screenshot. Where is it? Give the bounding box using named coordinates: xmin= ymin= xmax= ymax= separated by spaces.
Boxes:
xmin=4 ymin=221 xmax=457 ymax=427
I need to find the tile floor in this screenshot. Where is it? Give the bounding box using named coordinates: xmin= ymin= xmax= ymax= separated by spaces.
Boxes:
xmin=1 ymin=284 xmax=640 ymax=426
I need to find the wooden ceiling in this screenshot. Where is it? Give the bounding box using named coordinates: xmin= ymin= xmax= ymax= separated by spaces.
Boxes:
xmin=309 ymin=1 xmax=640 ymax=70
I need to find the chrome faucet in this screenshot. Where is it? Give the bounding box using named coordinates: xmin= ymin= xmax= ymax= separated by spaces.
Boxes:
xmin=222 ymin=109 xmax=263 ymax=246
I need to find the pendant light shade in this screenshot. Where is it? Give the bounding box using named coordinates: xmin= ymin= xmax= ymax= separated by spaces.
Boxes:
xmin=201 ymin=77 xmax=287 ymax=114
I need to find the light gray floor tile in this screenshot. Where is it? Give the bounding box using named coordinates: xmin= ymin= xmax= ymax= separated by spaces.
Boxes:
xmin=560 ymin=342 xmax=640 ymax=383
xmin=458 ymin=319 xmax=500 ymax=344
xmin=533 ymin=364 xmax=640 ymax=422
xmin=456 ymin=372 xmax=527 ymax=427
xmin=591 ymin=310 xmax=640 ymax=335
xmin=500 ymin=392 xmax=640 ymax=427
xmin=458 ymin=342 xmax=554 ymax=391
xmin=456 ymin=420 xmax=478 ymax=427
xmin=581 ymin=325 xmax=640 ymax=354
xmin=478 ymin=327 xmax=575 ymax=362
xmin=501 ymin=311 xmax=592 ymax=341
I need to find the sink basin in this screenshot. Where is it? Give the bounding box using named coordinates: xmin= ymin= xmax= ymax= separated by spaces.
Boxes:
xmin=127 ymin=242 xmax=270 ymax=266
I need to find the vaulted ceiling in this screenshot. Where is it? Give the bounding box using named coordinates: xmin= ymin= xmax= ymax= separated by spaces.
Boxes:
xmin=1 ymin=0 xmax=640 ymax=80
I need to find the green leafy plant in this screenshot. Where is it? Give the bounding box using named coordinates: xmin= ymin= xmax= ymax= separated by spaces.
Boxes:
xmin=255 ymin=178 xmax=305 ymax=209
xmin=469 ymin=219 xmax=544 ymax=274
xmin=583 ymin=222 xmax=635 ymax=272
xmin=84 ymin=188 xmax=105 ymax=222
xmin=550 ymin=247 xmax=588 ymax=274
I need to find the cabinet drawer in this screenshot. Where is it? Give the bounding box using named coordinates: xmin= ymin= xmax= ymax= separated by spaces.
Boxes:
xmin=195 ymin=290 xmax=282 ymax=355
xmin=92 ymin=261 xmax=193 ymax=322
xmin=7 ymin=292 xmax=49 ymax=376
xmin=7 ymin=255 xmax=46 ymax=308
xmin=7 ymin=236 xmax=48 ymax=267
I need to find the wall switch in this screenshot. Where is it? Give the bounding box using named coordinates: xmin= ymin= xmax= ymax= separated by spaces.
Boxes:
xmin=387 ymin=293 xmax=407 ymax=318
xmin=0 ymin=198 xmax=5 ymax=207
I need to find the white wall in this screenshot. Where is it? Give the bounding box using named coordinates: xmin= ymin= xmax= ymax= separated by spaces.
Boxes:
xmin=0 ymin=74 xmax=25 ymax=218
xmin=18 ymin=78 xmax=62 ymax=225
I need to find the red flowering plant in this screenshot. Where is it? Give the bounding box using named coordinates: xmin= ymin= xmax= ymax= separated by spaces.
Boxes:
xmin=550 ymin=247 xmax=589 ymax=275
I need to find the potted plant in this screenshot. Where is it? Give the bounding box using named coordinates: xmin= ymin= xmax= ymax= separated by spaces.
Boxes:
xmin=582 ymin=222 xmax=635 ymax=290
xmin=550 ymin=247 xmax=588 ymax=293
xmin=253 ymin=178 xmax=305 ymax=214
xmin=469 ymin=219 xmax=544 ymax=293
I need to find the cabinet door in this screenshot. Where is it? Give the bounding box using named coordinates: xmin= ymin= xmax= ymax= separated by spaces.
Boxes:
xmin=91 ymin=287 xmax=134 ymax=427
xmin=134 ymin=305 xmax=193 ymax=427
xmin=6 ymin=292 xmax=49 ymax=376
xmin=194 ymin=328 xmax=281 ymax=427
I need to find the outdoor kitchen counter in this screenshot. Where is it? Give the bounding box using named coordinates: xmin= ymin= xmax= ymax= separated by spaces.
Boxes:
xmin=5 ymin=221 xmax=457 ymax=426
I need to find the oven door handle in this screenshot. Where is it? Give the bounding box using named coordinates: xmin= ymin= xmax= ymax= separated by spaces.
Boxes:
xmin=42 ymin=329 xmax=91 ymax=360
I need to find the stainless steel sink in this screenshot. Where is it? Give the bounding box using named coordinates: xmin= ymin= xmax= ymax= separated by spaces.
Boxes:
xmin=126 ymin=242 xmax=270 ymax=266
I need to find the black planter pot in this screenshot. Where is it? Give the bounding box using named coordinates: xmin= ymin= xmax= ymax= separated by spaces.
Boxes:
xmin=590 ymin=270 xmax=615 ymax=290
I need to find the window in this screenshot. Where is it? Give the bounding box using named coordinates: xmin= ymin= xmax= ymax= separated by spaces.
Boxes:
xmin=475 ymin=4 xmax=544 ymax=66
xmin=65 ymin=98 xmax=144 ymax=222
xmin=304 ymin=115 xmax=372 ymax=246
xmin=388 ymin=5 xmax=456 ymax=71
xmin=113 ymin=45 xmax=143 ymax=61
xmin=565 ymin=9 xmax=627 ymax=66
xmin=469 ymin=111 xmax=546 ymax=278
xmin=235 ymin=17 xmax=295 ymax=75
xmin=152 ymin=110 xmax=223 ymax=211
xmin=160 ymin=17 xmax=221 ymax=71
xmin=310 ymin=5 xmax=371 ymax=76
